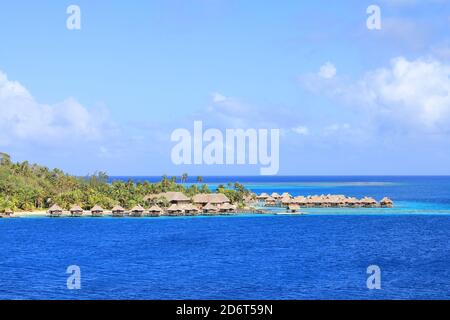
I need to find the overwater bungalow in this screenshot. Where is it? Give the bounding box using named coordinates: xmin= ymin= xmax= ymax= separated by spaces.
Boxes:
xmin=167 ymin=204 xmax=183 ymax=216
xmin=203 ymin=203 xmax=218 ymax=215
xmin=265 ymin=196 xmax=277 ymax=207
xmin=361 ymin=197 xmax=378 ymax=208
xmin=288 ymin=204 xmax=301 ymax=213
xmin=218 ymin=203 xmax=236 ymax=214
xmin=183 ymin=204 xmax=200 ymax=216
xmin=281 ymin=192 xmax=292 ymax=199
xmin=130 ymin=205 xmax=145 ymax=217
xmin=91 ymin=205 xmax=104 ymax=217
xmin=48 ymin=204 xmax=63 ymax=217
xmin=380 ymin=197 xmax=394 ymax=208
xmin=147 ymin=205 xmax=163 ymax=217
xmin=112 ymin=205 xmax=126 ymax=217
xmin=69 ymin=205 xmax=84 ymax=217
xmin=256 ymin=193 xmax=270 ymax=200
xmin=281 ymin=196 xmax=292 ymax=207
xmin=271 ymin=192 xmax=282 ymax=200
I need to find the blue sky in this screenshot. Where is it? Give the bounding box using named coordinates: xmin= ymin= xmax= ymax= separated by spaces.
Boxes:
xmin=1 ymin=0 xmax=450 ymax=175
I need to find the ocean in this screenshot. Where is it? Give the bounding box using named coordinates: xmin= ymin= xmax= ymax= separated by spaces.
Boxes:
xmin=1 ymin=176 xmax=450 ymax=299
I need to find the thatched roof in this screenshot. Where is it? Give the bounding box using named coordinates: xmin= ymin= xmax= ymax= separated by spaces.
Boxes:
xmin=203 ymin=203 xmax=218 ymax=211
xmin=281 ymin=192 xmax=292 ymax=198
xmin=183 ymin=204 xmax=200 ymax=212
xmin=256 ymin=193 xmax=270 ymax=199
xmin=130 ymin=205 xmax=145 ymax=212
xmin=148 ymin=205 xmax=162 ymax=212
xmin=220 ymin=203 xmax=236 ymax=211
xmin=91 ymin=205 xmax=104 ymax=212
xmin=265 ymin=196 xmax=276 ymax=202
xmin=48 ymin=204 xmax=63 ymax=212
xmin=271 ymin=192 xmax=281 ymax=198
xmin=151 ymin=192 xmax=190 ymax=203
xmin=167 ymin=204 xmax=183 ymax=212
xmin=70 ymin=205 xmax=83 ymax=212
xmin=192 ymin=193 xmax=230 ymax=204
xmin=112 ymin=205 xmax=125 ymax=212
xmin=380 ymin=197 xmax=393 ymax=204
xmin=288 ymin=204 xmax=300 ymax=211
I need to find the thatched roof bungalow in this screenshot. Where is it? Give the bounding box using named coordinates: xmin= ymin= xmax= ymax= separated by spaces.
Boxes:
xmin=281 ymin=192 xmax=292 ymax=199
xmin=167 ymin=204 xmax=183 ymax=216
xmin=48 ymin=204 xmax=63 ymax=217
xmin=183 ymin=204 xmax=200 ymax=216
xmin=150 ymin=192 xmax=191 ymax=205
xmin=203 ymin=203 xmax=218 ymax=214
xmin=288 ymin=204 xmax=300 ymax=213
xmin=361 ymin=197 xmax=378 ymax=208
xmin=112 ymin=205 xmax=126 ymax=217
xmin=256 ymin=193 xmax=270 ymax=200
xmin=192 ymin=193 xmax=230 ymax=207
xmin=130 ymin=205 xmax=145 ymax=217
xmin=380 ymin=197 xmax=394 ymax=208
xmin=147 ymin=205 xmax=163 ymax=217
xmin=219 ymin=203 xmax=236 ymax=213
xmin=69 ymin=205 xmax=84 ymax=217
xmin=91 ymin=205 xmax=104 ymax=217
xmin=271 ymin=192 xmax=282 ymax=199
xmin=281 ymin=196 xmax=292 ymax=206
xmin=265 ymin=196 xmax=277 ymax=206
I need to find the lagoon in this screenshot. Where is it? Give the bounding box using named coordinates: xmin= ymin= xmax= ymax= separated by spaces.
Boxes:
xmin=1 ymin=176 xmax=450 ymax=299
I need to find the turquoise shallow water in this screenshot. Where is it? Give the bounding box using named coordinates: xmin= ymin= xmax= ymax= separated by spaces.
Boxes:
xmin=1 ymin=176 xmax=450 ymax=299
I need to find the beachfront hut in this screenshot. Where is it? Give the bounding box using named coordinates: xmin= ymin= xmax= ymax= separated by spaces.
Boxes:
xmin=112 ymin=205 xmax=126 ymax=217
xmin=288 ymin=204 xmax=300 ymax=213
xmin=147 ymin=205 xmax=163 ymax=217
xmin=91 ymin=205 xmax=104 ymax=217
xmin=69 ymin=205 xmax=84 ymax=217
xmin=0 ymin=208 xmax=13 ymax=218
xmin=130 ymin=205 xmax=145 ymax=217
xmin=380 ymin=197 xmax=394 ymax=208
xmin=48 ymin=204 xmax=63 ymax=217
xmin=203 ymin=203 xmax=218 ymax=215
xmin=167 ymin=204 xmax=183 ymax=216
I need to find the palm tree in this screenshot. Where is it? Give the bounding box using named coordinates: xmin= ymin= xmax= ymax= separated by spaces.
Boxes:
xmin=181 ymin=173 xmax=188 ymax=184
xmin=196 ymin=176 xmax=203 ymax=184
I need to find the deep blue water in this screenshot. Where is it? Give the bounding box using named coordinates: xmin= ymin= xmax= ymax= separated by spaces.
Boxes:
xmin=1 ymin=176 xmax=450 ymax=299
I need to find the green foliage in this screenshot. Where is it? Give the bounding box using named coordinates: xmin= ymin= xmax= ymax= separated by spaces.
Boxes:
xmin=0 ymin=154 xmax=250 ymax=211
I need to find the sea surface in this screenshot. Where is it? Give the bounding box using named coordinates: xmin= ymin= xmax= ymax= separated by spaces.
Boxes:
xmin=1 ymin=176 xmax=450 ymax=300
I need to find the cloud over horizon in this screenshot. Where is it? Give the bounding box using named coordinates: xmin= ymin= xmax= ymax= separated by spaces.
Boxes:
xmin=0 ymin=70 xmax=115 ymax=148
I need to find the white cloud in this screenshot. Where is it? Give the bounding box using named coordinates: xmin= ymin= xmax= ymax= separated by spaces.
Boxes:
xmin=318 ymin=62 xmax=337 ymax=79
xmin=292 ymin=126 xmax=310 ymax=135
xmin=302 ymin=57 xmax=450 ymax=134
xmin=0 ymin=70 xmax=114 ymax=147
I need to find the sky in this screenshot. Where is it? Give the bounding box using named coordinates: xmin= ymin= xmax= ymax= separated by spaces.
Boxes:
xmin=1 ymin=0 xmax=450 ymax=176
